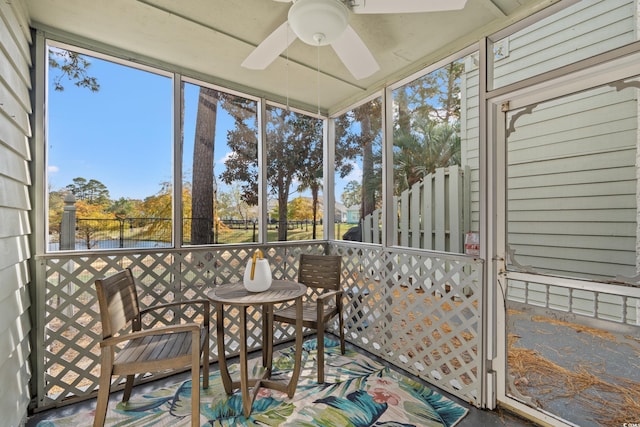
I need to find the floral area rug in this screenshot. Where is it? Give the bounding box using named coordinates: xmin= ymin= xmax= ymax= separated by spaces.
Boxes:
xmin=37 ymin=338 xmax=468 ymax=427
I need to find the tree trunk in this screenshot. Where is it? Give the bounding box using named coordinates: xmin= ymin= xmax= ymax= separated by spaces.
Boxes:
xmin=361 ymin=113 xmax=376 ymax=219
xmin=278 ymin=190 xmax=289 ymax=241
xmin=191 ymin=87 xmax=218 ymax=244
xmin=311 ymin=183 xmax=319 ymax=239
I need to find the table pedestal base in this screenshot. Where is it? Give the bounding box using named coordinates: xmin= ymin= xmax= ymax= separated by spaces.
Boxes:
xmin=215 ymin=296 xmax=304 ymax=417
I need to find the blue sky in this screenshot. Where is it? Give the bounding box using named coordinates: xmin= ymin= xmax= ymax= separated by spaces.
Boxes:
xmin=47 ymin=50 xmax=358 ymax=204
xmin=48 ymin=53 xmax=238 ymax=201
xmin=48 ymin=55 xmax=173 ymax=200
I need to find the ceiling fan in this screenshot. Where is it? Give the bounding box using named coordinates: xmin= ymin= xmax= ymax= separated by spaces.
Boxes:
xmin=242 ymin=0 xmax=468 ymax=80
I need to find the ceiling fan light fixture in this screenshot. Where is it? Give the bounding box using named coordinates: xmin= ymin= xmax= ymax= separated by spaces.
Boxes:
xmin=288 ymin=0 xmax=349 ymax=46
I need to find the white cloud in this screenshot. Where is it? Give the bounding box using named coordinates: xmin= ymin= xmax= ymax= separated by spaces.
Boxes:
xmin=48 ymin=165 xmax=60 ymax=173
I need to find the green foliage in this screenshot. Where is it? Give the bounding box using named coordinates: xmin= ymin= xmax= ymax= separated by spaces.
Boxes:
xmin=48 ymin=49 xmax=100 ymax=92
xmin=341 ymin=180 xmax=361 ymax=209
xmin=335 ymin=98 xmax=383 ymax=221
xmin=393 ymin=120 xmax=460 ymax=193
xmin=392 ymin=59 xmax=463 ymax=195
xmin=48 ymin=189 xmax=66 ymax=235
xmin=65 ymin=177 xmax=111 ymax=205
xmin=107 ymin=197 xmax=142 ymax=217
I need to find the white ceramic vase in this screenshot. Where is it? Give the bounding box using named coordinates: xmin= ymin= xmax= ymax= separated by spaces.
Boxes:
xmin=243 ymin=258 xmax=272 ymax=292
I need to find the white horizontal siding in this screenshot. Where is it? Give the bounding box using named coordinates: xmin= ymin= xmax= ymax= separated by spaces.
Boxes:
xmin=0 ymin=1 xmax=33 ymax=426
xmin=506 ymin=80 xmax=637 ymax=280
xmin=461 ymin=56 xmax=480 ymax=234
xmin=493 ymin=0 xmax=637 ymax=88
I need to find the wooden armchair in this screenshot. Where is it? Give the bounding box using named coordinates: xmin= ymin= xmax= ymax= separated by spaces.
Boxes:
xmin=93 ymin=268 xmax=210 ymax=427
xmin=273 ymin=254 xmax=344 ymax=383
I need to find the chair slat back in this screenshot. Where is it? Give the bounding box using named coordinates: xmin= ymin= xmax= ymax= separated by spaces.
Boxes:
xmin=95 ymin=268 xmax=141 ymax=339
xmin=298 ymin=254 xmax=341 ymax=291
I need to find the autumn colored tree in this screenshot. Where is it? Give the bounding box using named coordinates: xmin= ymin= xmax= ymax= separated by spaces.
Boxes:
xmin=75 ymin=200 xmax=114 ymax=249
xmin=288 ymin=197 xmax=314 ymax=221
xmin=140 ymin=181 xmax=193 ymax=243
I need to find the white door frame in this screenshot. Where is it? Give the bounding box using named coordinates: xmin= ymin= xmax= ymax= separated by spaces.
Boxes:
xmin=486 ymin=49 xmax=640 ymax=426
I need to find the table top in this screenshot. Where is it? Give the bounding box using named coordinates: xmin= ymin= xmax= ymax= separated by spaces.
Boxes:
xmin=207 ymin=279 xmax=306 ymax=306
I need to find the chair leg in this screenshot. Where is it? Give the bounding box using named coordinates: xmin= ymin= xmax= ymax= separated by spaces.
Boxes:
xmin=317 ymin=326 xmax=325 ymax=383
xmin=122 ymin=374 xmax=135 ymax=402
xmin=191 ymin=332 xmax=201 ymax=427
xmin=93 ymin=353 xmax=113 ymax=427
xmin=339 ymin=310 xmax=345 ymax=355
xmin=202 ymin=335 xmax=209 ymax=389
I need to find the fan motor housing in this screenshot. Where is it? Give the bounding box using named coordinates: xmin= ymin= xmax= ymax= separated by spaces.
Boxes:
xmin=288 ymin=0 xmax=349 ymax=46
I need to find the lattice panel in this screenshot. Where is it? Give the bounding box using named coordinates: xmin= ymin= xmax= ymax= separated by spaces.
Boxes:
xmin=36 ymin=244 xmax=326 ymax=409
xmin=330 ymin=243 xmax=484 ymax=406
xmin=36 ymin=242 xmax=483 ymax=409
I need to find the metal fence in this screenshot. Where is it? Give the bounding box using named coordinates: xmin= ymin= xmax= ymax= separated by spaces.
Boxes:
xmin=54 ymin=217 xmax=324 ymax=249
xmin=72 ymin=217 xmax=172 ymax=250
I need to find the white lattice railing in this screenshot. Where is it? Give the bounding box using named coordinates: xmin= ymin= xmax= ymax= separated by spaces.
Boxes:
xmin=330 ymin=242 xmax=484 ymax=406
xmin=33 ymin=241 xmax=484 ymax=410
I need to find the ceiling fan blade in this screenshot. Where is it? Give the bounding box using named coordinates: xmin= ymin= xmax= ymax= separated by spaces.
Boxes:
xmin=331 ymin=25 xmax=379 ymax=80
xmin=241 ymin=21 xmax=297 ymax=70
xmin=351 ymin=0 xmax=467 ymax=14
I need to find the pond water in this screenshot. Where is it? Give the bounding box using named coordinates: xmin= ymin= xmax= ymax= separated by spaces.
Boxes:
xmin=48 ymin=240 xmax=172 ymax=251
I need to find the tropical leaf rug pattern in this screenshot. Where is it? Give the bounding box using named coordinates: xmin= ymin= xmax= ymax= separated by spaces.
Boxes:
xmin=37 ymin=339 xmax=468 ymax=427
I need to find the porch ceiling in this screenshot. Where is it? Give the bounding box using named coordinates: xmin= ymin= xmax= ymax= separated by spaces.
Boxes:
xmin=25 ymin=0 xmax=553 ymax=114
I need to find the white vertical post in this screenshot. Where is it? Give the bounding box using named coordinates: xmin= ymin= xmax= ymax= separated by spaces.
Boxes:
xmin=60 ymin=193 xmax=76 ymax=251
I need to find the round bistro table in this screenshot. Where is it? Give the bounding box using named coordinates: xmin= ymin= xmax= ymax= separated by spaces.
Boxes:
xmin=207 ymin=279 xmax=307 ymax=417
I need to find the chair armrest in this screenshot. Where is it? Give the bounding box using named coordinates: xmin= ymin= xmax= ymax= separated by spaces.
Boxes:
xmin=100 ymin=323 xmax=200 ymax=348
xmin=140 ymin=299 xmax=210 ymax=327
xmin=316 ymin=290 xmax=343 ymax=303
xmin=316 ymin=290 xmax=344 ymax=320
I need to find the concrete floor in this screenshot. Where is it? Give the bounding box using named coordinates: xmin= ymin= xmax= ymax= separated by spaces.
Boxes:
xmin=506 ymin=308 xmax=640 ymax=427
xmin=27 ymin=338 xmax=539 ymax=427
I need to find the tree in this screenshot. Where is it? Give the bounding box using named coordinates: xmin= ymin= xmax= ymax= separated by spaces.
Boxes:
xmin=219 ymin=97 xmax=260 ymax=206
xmin=392 ymin=60 xmax=463 ymax=194
xmin=65 ymin=177 xmax=110 ymax=205
xmin=189 ymin=88 xmax=259 ymax=245
xmin=47 ymin=48 xmax=101 ymax=249
xmin=296 ymin=127 xmax=324 ymax=238
xmin=107 ymin=197 xmax=143 ymax=217
xmin=139 ymin=181 xmax=191 ymax=243
xmin=75 ymin=200 xmax=114 ymax=249
xmin=288 ymin=197 xmax=314 ymax=221
xmin=341 ymin=180 xmax=361 ymax=209
xmin=48 ymin=188 xmax=66 ymax=237
xmin=268 ymin=109 xmax=323 ymax=241
xmin=48 ymin=48 xmax=100 ymax=92
xmin=222 ymin=106 xmax=322 ymax=241
xmin=216 ymin=184 xmax=254 ymax=222
xmin=190 ymin=87 xmax=219 ymax=245
xmin=393 ymin=120 xmax=460 ymax=193
xmin=335 ymin=98 xmax=383 ymax=221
